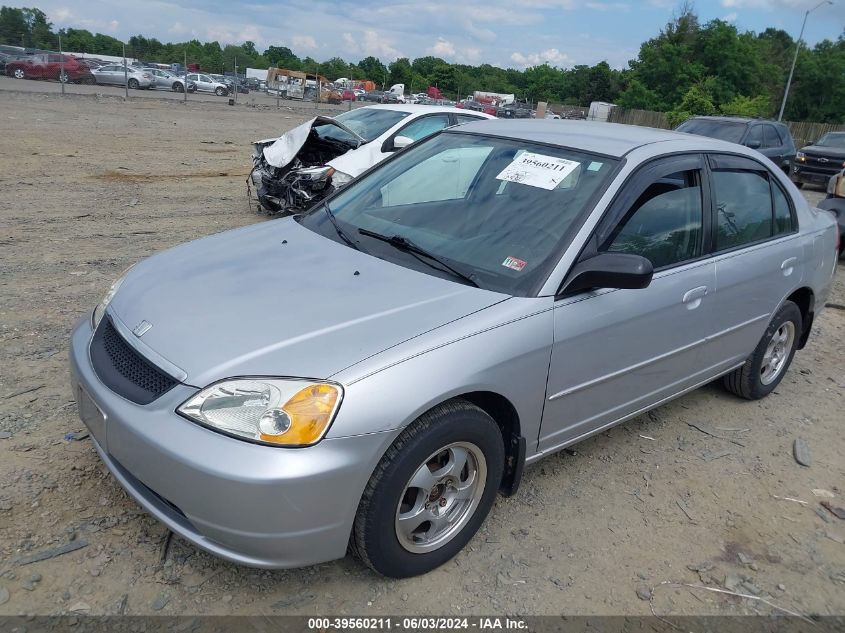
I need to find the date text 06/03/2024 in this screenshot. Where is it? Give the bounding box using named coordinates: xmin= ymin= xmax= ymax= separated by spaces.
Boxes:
xmin=306 ymin=617 xmax=528 ymax=630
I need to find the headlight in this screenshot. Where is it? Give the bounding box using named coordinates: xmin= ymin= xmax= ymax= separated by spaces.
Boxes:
xmin=331 ymin=170 xmax=353 ymax=188
xmin=177 ymin=378 xmax=342 ymax=447
xmin=92 ymin=265 xmax=134 ymax=329
xmin=298 ymin=166 xmax=335 ymax=181
xmin=796 ymin=152 xmax=806 ymax=162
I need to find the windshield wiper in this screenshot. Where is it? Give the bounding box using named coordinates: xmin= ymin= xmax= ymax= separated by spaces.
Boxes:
xmin=358 ymin=228 xmax=479 ymax=288
xmin=324 ymin=203 xmax=366 ymax=253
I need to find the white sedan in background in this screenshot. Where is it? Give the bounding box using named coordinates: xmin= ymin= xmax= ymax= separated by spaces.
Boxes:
xmin=251 ymin=104 xmax=495 ymax=213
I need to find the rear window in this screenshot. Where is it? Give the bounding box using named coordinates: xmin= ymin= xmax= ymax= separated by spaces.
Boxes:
xmin=676 ymin=119 xmax=746 ymax=144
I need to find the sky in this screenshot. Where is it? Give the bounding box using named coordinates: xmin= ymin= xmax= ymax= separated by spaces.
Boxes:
xmin=34 ymin=0 xmax=845 ymax=70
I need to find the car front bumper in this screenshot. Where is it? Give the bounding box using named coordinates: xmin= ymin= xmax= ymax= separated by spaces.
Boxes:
xmin=69 ymin=316 xmax=397 ymax=568
xmin=793 ymin=164 xmax=841 ymax=184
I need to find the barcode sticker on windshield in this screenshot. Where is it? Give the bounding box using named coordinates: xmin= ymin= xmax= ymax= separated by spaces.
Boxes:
xmin=495 ymin=152 xmax=580 ymax=190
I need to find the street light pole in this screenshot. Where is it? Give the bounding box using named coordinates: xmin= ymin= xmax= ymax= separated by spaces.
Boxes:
xmin=778 ymin=0 xmax=833 ymax=121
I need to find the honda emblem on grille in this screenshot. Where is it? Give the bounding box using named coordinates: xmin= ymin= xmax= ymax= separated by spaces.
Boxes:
xmin=133 ymin=320 xmax=153 ymax=337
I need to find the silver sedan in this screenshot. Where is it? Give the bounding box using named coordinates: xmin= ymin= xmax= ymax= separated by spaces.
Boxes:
xmin=70 ymin=120 xmax=838 ymax=578
xmin=146 ymin=68 xmax=195 ymax=93
xmin=90 ymin=64 xmax=153 ymax=89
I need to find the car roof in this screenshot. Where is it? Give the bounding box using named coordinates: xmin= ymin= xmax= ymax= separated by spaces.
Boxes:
xmin=448 ymin=119 xmax=749 ymax=158
xmin=686 ymin=115 xmax=787 ymax=127
xmin=357 ymin=104 xmax=496 ymax=119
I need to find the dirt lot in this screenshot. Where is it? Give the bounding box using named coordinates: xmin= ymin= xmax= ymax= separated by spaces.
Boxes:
xmin=0 ymin=84 xmax=843 ymax=619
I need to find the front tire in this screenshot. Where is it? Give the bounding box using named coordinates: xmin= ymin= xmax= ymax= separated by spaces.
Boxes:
xmin=351 ymin=400 xmax=504 ymax=578
xmin=723 ymin=301 xmax=802 ymax=400
xmin=215 ymin=86 xmax=226 ymax=96
xmin=13 ymin=68 xmax=25 ymax=79
xmin=127 ymin=78 xmax=139 ymax=90
xmin=173 ymin=82 xmax=184 ymax=92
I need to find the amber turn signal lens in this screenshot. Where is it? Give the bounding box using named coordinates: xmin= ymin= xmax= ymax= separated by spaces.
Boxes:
xmin=258 ymin=383 xmax=340 ymax=445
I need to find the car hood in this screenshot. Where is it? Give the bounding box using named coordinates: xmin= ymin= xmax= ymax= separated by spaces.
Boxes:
xmin=327 ymin=140 xmax=385 ymax=177
xmin=262 ymin=116 xmax=366 ymax=168
xmin=108 ymin=218 xmax=507 ymax=387
xmin=801 ymin=144 xmax=845 ymax=158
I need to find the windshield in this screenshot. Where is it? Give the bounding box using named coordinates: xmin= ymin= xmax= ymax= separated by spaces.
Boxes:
xmin=676 ymin=119 xmax=746 ymax=143
xmin=816 ymin=133 xmax=845 ymax=148
xmin=317 ymin=108 xmax=410 ymax=143
xmin=299 ymin=132 xmax=619 ymax=296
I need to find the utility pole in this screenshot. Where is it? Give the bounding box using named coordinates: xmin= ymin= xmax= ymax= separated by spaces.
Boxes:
xmin=183 ymin=51 xmax=188 ymax=104
xmin=778 ymin=0 xmax=833 ymax=121
xmin=234 ymin=56 xmax=238 ymax=104
xmin=122 ymin=42 xmax=128 ymax=99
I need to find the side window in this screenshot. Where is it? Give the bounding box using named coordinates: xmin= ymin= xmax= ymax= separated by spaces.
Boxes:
xmin=456 ymin=114 xmax=486 ymax=124
xmin=48 ymin=54 xmax=61 ymax=62
xmin=745 ymin=125 xmax=763 ymax=148
xmin=764 ymin=125 xmax=782 ymax=148
xmin=396 ymin=115 xmax=450 ymax=142
xmin=602 ymin=170 xmax=704 ymax=269
xmin=772 ymin=181 xmax=795 ymax=235
xmin=713 ymin=170 xmax=772 ymax=250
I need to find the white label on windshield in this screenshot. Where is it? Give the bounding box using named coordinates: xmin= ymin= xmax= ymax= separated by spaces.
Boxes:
xmin=495 ymin=152 xmax=580 ymax=190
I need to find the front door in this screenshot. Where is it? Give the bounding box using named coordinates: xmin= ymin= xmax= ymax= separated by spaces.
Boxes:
xmin=539 ymin=155 xmax=719 ymax=452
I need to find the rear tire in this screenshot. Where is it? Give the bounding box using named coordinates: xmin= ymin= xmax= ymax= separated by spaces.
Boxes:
xmin=722 ymin=301 xmax=802 ymax=400
xmin=351 ymin=399 xmax=504 ymax=578
xmin=13 ymin=68 xmax=25 ymax=79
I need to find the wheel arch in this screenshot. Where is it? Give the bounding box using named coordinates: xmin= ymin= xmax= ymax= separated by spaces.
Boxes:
xmin=784 ymin=286 xmax=815 ymax=349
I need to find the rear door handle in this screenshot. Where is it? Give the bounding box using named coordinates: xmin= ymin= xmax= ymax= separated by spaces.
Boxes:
xmin=682 ymin=286 xmax=708 ymax=310
xmin=781 ymin=257 xmax=798 ymax=276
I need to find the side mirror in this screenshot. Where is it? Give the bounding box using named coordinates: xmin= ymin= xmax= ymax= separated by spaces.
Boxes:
xmin=746 ymin=140 xmax=762 ymax=149
xmin=561 ymin=252 xmax=654 ymax=296
xmin=393 ymin=135 xmax=414 ymax=150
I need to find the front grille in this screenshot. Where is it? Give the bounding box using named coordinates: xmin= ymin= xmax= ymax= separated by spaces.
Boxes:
xmin=90 ymin=317 xmax=178 ymax=405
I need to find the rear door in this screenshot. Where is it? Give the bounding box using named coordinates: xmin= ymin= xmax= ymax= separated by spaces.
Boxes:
xmin=540 ymin=155 xmax=719 ymax=452
xmin=705 ymin=153 xmax=803 ymax=370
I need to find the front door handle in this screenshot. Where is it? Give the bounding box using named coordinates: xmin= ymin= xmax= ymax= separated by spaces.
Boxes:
xmin=682 ymin=286 xmax=708 ymax=310
xmin=781 ymin=257 xmax=798 ymax=276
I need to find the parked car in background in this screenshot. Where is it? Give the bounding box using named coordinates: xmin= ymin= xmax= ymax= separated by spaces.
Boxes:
xmin=5 ymin=53 xmax=94 ymax=83
xmin=359 ymin=91 xmax=384 ymax=102
xmin=676 ymin=116 xmax=796 ymax=175
xmin=147 ymin=68 xmax=195 ymax=93
xmin=353 ymin=88 xmax=366 ymax=97
xmin=186 ymin=73 xmax=229 ymax=96
xmin=71 ymin=120 xmax=838 ymax=579
xmin=791 ymin=131 xmax=845 ymax=189
xmin=251 ymin=104 xmax=495 ymax=213
xmin=818 ymin=168 xmax=845 ymax=256
xmin=341 ymin=89 xmax=356 ymax=101
xmin=90 ymin=64 xmax=153 ymax=89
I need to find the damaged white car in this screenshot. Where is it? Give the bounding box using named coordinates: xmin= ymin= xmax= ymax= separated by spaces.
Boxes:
xmin=250 ymin=104 xmax=495 ymax=213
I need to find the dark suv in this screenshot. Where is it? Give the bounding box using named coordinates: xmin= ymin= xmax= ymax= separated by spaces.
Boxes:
xmin=792 ymin=131 xmax=845 ymax=189
xmin=676 ymin=116 xmax=796 ymax=174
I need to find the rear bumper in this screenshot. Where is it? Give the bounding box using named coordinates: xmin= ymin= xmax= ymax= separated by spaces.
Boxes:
xmin=69 ymin=316 xmax=397 ymax=568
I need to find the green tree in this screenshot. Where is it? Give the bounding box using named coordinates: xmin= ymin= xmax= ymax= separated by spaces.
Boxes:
xmin=263 ymin=45 xmax=300 ymax=69
xmin=667 ymin=84 xmax=716 ymax=127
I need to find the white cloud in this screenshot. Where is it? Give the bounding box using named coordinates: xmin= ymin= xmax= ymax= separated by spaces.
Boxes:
xmin=428 ymin=37 xmax=456 ymax=57
xmin=510 ymin=47 xmax=573 ymax=67
xmin=724 ymin=11 xmax=738 ymax=21
xmin=342 ymin=30 xmax=402 ymax=59
xmin=292 ymin=35 xmax=317 ymax=50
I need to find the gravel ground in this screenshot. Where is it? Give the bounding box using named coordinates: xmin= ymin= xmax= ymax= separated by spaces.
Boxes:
xmin=0 ymin=85 xmax=843 ymax=619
